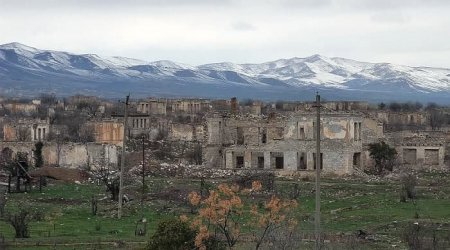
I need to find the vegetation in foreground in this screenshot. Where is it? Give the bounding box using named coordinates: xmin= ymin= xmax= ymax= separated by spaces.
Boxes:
xmin=0 ymin=170 xmax=449 ymax=249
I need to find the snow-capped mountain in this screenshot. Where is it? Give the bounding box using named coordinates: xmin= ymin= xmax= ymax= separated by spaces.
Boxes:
xmin=1 ymin=42 xmax=449 ymax=102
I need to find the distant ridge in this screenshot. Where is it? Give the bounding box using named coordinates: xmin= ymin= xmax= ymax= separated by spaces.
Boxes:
xmin=0 ymin=42 xmax=449 ymax=103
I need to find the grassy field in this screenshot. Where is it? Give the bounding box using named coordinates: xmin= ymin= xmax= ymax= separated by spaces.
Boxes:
xmin=1 ymin=171 xmax=450 ymax=249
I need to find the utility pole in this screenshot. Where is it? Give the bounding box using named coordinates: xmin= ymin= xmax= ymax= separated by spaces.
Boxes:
xmin=141 ymin=134 xmax=146 ymax=217
xmin=314 ymin=92 xmax=322 ymax=250
xmin=118 ymin=95 xmax=129 ymax=219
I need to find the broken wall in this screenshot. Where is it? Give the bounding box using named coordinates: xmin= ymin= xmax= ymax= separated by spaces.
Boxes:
xmin=0 ymin=142 xmax=118 ymax=170
xmin=170 ymin=123 xmax=204 ymax=141
xmin=92 ymin=121 xmax=124 ymax=146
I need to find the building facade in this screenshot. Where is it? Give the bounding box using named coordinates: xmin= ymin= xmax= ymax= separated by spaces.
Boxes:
xmin=203 ymin=112 xmax=380 ymax=175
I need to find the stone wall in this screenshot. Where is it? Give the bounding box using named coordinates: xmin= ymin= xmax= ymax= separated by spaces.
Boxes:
xmin=0 ymin=142 xmax=118 ymax=170
xmin=170 ymin=123 xmax=204 ymax=141
xmin=386 ymin=133 xmax=446 ymax=170
xmin=3 ymin=103 xmax=37 ymax=114
xmin=204 ymin=112 xmax=372 ymax=175
xmin=373 ymin=111 xmax=429 ymax=131
xmin=396 ymin=145 xmax=445 ymax=170
xmin=2 ymin=119 xmax=50 ymax=142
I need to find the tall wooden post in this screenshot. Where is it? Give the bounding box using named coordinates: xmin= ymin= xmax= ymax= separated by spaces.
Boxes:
xmin=141 ymin=134 xmax=146 ymax=218
xmin=315 ymin=93 xmax=322 ymax=250
xmin=118 ymin=95 xmax=129 ymax=219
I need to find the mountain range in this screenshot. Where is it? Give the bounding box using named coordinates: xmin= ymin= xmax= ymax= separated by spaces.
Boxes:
xmin=1 ymin=42 xmax=449 ymax=103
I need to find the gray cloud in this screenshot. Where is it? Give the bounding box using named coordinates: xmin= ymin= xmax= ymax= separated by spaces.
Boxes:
xmin=231 ymin=21 xmax=256 ymax=31
xmin=0 ymin=0 xmax=232 ymax=9
xmin=278 ymin=0 xmax=332 ymax=8
xmin=0 ymin=0 xmax=449 ymax=68
xmin=370 ymin=11 xmax=410 ymax=23
xmin=338 ymin=0 xmax=450 ymax=10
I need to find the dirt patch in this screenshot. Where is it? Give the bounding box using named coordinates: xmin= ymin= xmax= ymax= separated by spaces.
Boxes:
xmin=29 ymin=167 xmax=89 ymax=182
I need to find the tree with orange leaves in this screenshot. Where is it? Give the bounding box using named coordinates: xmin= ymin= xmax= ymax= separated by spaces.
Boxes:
xmin=188 ymin=181 xmax=298 ymax=250
xmin=251 ymin=195 xmax=298 ymax=249
xmin=189 ymin=183 xmax=243 ymax=249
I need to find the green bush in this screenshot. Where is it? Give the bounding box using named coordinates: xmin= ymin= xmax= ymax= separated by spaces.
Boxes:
xmin=368 ymin=141 xmax=397 ymax=174
xmin=146 ymin=218 xmax=196 ymax=250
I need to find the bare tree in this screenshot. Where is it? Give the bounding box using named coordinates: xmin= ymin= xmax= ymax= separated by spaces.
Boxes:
xmin=79 ymin=124 xmax=95 ymax=143
xmin=91 ymin=162 xmax=120 ymax=201
xmin=185 ymin=142 xmax=203 ymax=165
xmin=0 ymin=121 xmax=4 ymax=140
xmin=47 ymin=131 xmax=65 ymax=166
xmin=429 ymin=109 xmax=447 ymax=130
xmin=39 ymin=93 xmax=57 ymax=105
xmin=76 ymin=100 xmax=100 ymax=117
xmin=0 ymin=148 xmax=14 ymax=173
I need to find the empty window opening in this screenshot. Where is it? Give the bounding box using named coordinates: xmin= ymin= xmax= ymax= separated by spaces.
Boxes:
xmin=261 ymin=129 xmax=267 ymax=144
xmin=353 ymin=152 xmax=361 ymax=168
xmin=275 ymin=157 xmax=284 ymax=169
xmin=313 ymin=153 xmax=323 ymax=170
xmin=236 ymin=156 xmax=244 ymax=168
xmin=424 ymin=149 xmax=439 ymax=165
xmin=270 ymin=152 xmax=283 ymax=169
xmin=299 ymin=127 xmax=305 ymax=140
xmin=403 ymin=148 xmax=417 ymax=164
xmin=257 ymin=157 xmax=264 ymax=169
xmin=358 ymin=122 xmax=362 ymax=140
xmin=298 ymin=152 xmax=307 ymax=170
xmin=237 ymin=127 xmax=244 ymax=145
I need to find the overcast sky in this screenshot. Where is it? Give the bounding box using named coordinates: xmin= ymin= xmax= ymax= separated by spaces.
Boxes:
xmin=1 ymin=0 xmax=449 ymax=67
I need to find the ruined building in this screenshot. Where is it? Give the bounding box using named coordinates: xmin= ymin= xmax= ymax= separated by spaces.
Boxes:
xmin=204 ymin=112 xmax=383 ymax=175
xmin=1 ymin=95 xmax=448 ymax=174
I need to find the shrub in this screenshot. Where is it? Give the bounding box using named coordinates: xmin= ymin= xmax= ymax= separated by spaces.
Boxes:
xmin=368 ymin=141 xmax=397 ymax=174
xmin=402 ymin=174 xmax=417 ymax=200
xmin=235 ymin=171 xmax=275 ymax=192
xmin=402 ymin=222 xmax=449 ymax=249
xmin=33 ymin=142 xmax=44 ymax=168
xmin=7 ymin=209 xmax=31 ymax=238
xmin=146 ymin=218 xmax=196 ymax=250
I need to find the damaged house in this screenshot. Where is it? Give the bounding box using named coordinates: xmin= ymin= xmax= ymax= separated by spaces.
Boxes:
xmin=204 ymin=112 xmax=383 ymax=175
